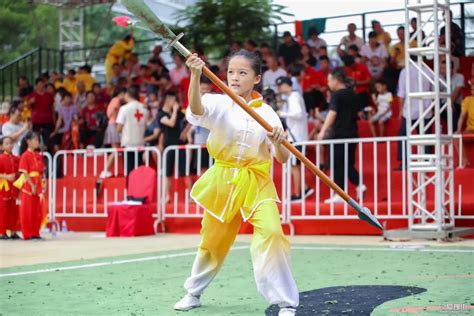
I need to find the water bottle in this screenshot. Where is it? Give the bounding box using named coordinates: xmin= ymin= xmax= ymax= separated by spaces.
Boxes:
xmin=61 ymin=220 xmax=68 ymax=233
xmin=51 ymin=223 xmax=57 ymax=238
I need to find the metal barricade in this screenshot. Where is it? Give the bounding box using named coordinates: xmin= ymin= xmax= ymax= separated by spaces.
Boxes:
xmin=51 ymin=147 xmax=161 ymax=227
xmin=41 ymin=151 xmax=57 ymax=230
xmin=160 ymin=145 xmax=290 ymax=228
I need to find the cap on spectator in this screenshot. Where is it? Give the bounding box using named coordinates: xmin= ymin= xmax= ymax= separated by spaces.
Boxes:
xmin=283 ymin=31 xmax=292 ymax=38
xmin=276 ymin=76 xmax=292 ymax=87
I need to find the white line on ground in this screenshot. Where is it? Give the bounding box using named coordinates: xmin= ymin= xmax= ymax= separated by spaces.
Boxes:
xmin=1 ymin=245 xmax=472 ymax=278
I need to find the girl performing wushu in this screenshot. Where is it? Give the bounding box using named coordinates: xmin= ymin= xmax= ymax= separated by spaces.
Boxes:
xmin=174 ymin=50 xmax=299 ymax=316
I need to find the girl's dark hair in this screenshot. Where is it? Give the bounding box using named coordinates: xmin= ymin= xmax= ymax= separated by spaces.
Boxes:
xmin=1 ymin=136 xmax=13 ymax=145
xmin=330 ymin=68 xmax=354 ymax=88
xmin=19 ymin=131 xmax=38 ymax=156
xmin=229 ymin=49 xmax=262 ymax=76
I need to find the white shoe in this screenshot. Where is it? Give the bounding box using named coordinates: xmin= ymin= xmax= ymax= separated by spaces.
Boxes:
xmin=279 ymin=307 xmax=296 ymax=316
xmin=174 ymin=293 xmax=202 ymax=311
xmin=99 ymin=171 xmax=112 ymax=179
xmin=324 ymin=194 xmax=345 ymax=204
xmin=356 ymin=184 xmax=367 ymax=199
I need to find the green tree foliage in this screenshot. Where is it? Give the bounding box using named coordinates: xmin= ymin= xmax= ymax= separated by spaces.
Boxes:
xmin=176 ymin=0 xmax=291 ymax=58
xmin=0 ymin=1 xmax=58 ymax=65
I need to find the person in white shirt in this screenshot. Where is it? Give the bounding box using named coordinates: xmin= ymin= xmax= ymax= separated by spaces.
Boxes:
xmin=262 ymin=55 xmax=287 ymax=93
xmin=369 ymin=79 xmax=392 ymax=137
xmin=116 ymin=86 xmax=149 ymax=175
xmin=276 ymin=76 xmax=314 ymax=202
xmin=2 ymin=106 xmax=30 ymax=156
xmin=337 ymin=23 xmax=365 ymax=58
xmin=306 ymin=27 xmax=327 ymax=58
xmin=360 ymin=31 xmax=388 ymax=68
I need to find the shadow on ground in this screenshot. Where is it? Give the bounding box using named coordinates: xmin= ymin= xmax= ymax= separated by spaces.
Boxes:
xmin=265 ymin=285 xmax=426 ymax=315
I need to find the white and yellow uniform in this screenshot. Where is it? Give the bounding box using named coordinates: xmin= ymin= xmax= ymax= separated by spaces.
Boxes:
xmin=184 ymin=92 xmax=299 ymax=308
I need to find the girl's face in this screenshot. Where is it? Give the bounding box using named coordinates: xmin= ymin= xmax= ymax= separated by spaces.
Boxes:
xmin=2 ymin=138 xmax=13 ymax=153
xmin=227 ymin=56 xmax=260 ymax=97
xmin=375 ymin=83 xmax=386 ymax=94
xmin=28 ymin=136 xmax=40 ymax=150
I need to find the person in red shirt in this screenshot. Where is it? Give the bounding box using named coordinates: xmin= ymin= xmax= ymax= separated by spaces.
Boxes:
xmin=80 ymin=92 xmax=106 ymax=148
xmin=15 ymin=132 xmax=45 ymax=240
xmin=27 ymin=78 xmax=55 ymax=151
xmin=0 ymin=136 xmax=21 ymax=239
xmin=343 ymin=55 xmax=372 ymax=113
xmin=300 ymin=57 xmax=327 ymax=117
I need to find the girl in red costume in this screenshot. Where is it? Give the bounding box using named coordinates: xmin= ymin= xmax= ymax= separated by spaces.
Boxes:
xmin=15 ymin=132 xmax=44 ymax=240
xmin=0 ymin=136 xmax=21 ymax=239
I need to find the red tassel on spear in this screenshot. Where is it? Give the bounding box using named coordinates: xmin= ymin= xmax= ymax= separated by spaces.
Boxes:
xmin=113 ymin=0 xmax=384 ymax=231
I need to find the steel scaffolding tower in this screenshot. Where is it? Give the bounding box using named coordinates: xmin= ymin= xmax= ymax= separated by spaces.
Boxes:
xmin=385 ymin=0 xmax=474 ymax=240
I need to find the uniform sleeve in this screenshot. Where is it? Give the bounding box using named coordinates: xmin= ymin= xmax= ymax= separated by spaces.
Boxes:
xmin=19 ymin=153 xmax=29 ymax=173
xmin=116 ymin=106 xmax=126 ymax=125
xmin=264 ymin=105 xmax=283 ymax=129
xmin=185 ymin=93 xmax=226 ymax=130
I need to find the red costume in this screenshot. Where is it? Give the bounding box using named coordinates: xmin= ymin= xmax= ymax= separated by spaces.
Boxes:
xmin=16 ymin=150 xmax=44 ymax=239
xmin=0 ymin=153 xmax=20 ymax=235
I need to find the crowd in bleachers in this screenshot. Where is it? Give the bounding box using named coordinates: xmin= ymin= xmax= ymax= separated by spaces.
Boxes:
xmin=0 ymin=14 xmax=472 ymax=171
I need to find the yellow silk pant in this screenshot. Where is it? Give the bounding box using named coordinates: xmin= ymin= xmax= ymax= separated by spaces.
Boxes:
xmin=184 ymin=201 xmax=299 ymax=307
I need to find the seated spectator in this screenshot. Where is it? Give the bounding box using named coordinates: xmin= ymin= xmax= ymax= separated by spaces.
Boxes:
xmin=92 ymin=83 xmax=110 ymax=109
xmin=75 ymin=81 xmax=88 ymax=111
xmin=360 ymin=31 xmax=388 ymax=68
xmin=316 ymin=47 xmax=338 ymax=70
xmin=109 ymin=63 xmax=126 ymax=87
xmin=347 ymin=44 xmax=363 ymax=64
xmin=17 ymin=76 xmax=33 ymax=98
xmin=338 ymin=23 xmax=364 ymax=58
xmin=50 ymin=92 xmax=78 ymax=152
xmin=63 ymin=69 xmax=78 ymax=96
xmin=80 ymin=92 xmax=105 ymax=148
xmin=299 ymin=44 xmax=313 ymax=67
xmin=369 ymin=79 xmax=392 ymax=137
xmin=343 ymin=55 xmax=372 ymax=113
xmin=262 ymin=55 xmax=287 ymax=93
xmin=170 ymin=54 xmax=189 ymax=87
xmin=244 ymin=40 xmax=259 ymax=56
xmin=76 ymin=65 xmax=96 ymax=92
xmin=440 ymin=59 xmax=465 ymax=129
xmin=318 ymin=55 xmax=331 ymax=79
xmin=300 ymin=57 xmax=327 ymax=117
xmin=260 ymin=42 xmax=273 ymax=72
xmin=289 ymin=64 xmax=304 ymax=95
xmin=147 ymin=58 xmax=168 ymax=94
xmin=2 ymin=105 xmax=30 ymax=156
xmin=306 ymin=27 xmax=327 ymax=58
xmin=369 ymin=56 xmax=384 ymax=80
xmin=371 ymin=20 xmax=392 ymax=49
xmin=230 ymin=40 xmax=243 ymax=53
xmin=278 ymin=31 xmax=301 ymax=70
xmin=50 ymin=71 xmax=63 ymax=90
xmin=455 ymin=81 xmax=474 ymax=168
xmin=148 ymin=44 xmax=165 ymax=65
xmin=389 ymin=26 xmax=406 ymax=70
xmin=440 ymin=10 xmax=465 ymax=58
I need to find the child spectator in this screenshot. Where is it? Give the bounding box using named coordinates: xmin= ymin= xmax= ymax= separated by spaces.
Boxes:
xmin=368 ymin=56 xmax=384 ymax=80
xmin=80 ymin=92 xmax=105 ymax=148
xmin=369 ymin=79 xmax=393 ymax=137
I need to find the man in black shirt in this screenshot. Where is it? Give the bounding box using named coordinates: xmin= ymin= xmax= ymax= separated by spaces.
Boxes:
xmin=440 ymin=10 xmax=465 ymax=57
xmin=317 ymin=68 xmax=366 ymax=204
xmin=278 ymin=31 xmax=301 ymax=71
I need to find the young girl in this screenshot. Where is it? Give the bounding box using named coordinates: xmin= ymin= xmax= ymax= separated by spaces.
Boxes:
xmin=0 ymin=137 xmax=20 ymax=239
xmin=369 ymin=78 xmax=393 ymax=137
xmin=15 ymin=132 xmax=45 ymax=240
xmin=174 ymin=50 xmax=299 ymax=316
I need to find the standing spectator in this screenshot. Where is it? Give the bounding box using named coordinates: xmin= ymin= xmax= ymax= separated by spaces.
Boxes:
xmin=262 ymin=55 xmax=287 ymax=93
xmin=170 ymin=55 xmax=190 ymax=87
xmin=63 ymin=70 xmax=78 ymax=96
xmin=158 ymin=91 xmax=187 ymax=203
xmin=278 ymin=31 xmax=301 ymax=70
xmin=343 ymin=55 xmax=372 ymax=113
xmin=16 ymin=131 xmax=44 ymax=240
xmin=409 ymin=17 xmax=426 ymax=47
xmin=2 ymin=106 xmax=29 ymax=156
xmin=109 ymin=63 xmax=126 ymax=87
xmin=455 ymin=82 xmax=474 ymax=168
xmin=50 ymin=92 xmax=78 ymax=152
xmin=0 ymin=136 xmax=20 ymax=239
xmin=306 ymin=27 xmax=327 ymax=58
xmin=338 ymin=23 xmax=364 ymax=58
xmin=275 ymin=76 xmax=313 ymax=202
xmin=360 ymin=31 xmax=388 ymax=68
xmin=396 ymin=59 xmax=433 ymax=170
xmin=372 ymin=20 xmax=392 ymax=49
xmin=76 ymin=65 xmax=96 ymax=92
xmin=79 ymin=92 xmax=105 ymax=148
xmin=116 ymin=86 xmax=149 ymax=175
xmin=440 ymin=59 xmax=465 ymax=129
xmin=147 ymin=58 xmax=169 ymax=94
xmin=148 ymin=45 xmax=166 ymax=66
xmin=317 ymin=69 xmax=366 ymax=203
xmin=369 ymin=79 xmax=393 ymax=137
xmin=105 ymin=34 xmax=135 ymax=83
xmin=440 ymin=10 xmax=465 ymax=58
xmin=27 ymin=78 xmax=55 ymax=151
xmin=123 ymin=53 xmax=140 ymax=80
xmin=386 ymin=26 xmax=407 ymax=93
xmin=289 ymin=64 xmax=304 ymax=95
xmin=50 ymin=71 xmax=63 ymax=90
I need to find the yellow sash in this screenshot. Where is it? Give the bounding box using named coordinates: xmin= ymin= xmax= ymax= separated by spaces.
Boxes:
xmin=13 ymin=172 xmax=40 ymax=190
xmin=0 ymin=179 xmax=9 ymax=192
xmin=213 ymin=160 xmax=271 ymax=222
